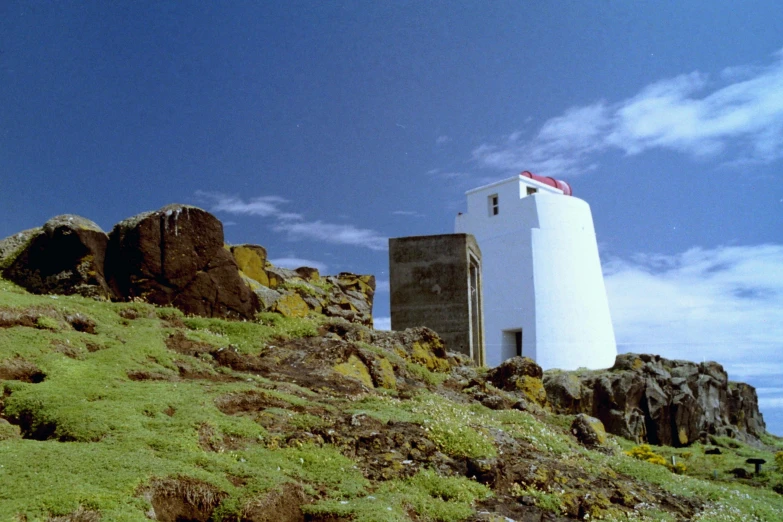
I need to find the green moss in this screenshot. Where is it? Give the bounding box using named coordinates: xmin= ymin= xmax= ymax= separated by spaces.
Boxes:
xmin=182 ymin=314 xmax=317 ymax=354
xmin=333 ymin=355 xmax=374 ymax=388
xmin=305 ymin=469 xmax=491 ymax=522
xmin=35 ymin=315 xmax=61 ymax=331
xmin=279 ymin=279 xmax=323 ymax=297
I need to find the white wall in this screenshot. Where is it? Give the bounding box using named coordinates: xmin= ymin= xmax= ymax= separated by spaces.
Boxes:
xmin=456 ymin=175 xmax=616 ymax=370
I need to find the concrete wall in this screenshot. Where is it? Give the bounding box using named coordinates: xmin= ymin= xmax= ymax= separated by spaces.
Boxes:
xmin=389 ymin=234 xmax=484 ymax=365
xmin=455 ymin=175 xmax=616 ymax=370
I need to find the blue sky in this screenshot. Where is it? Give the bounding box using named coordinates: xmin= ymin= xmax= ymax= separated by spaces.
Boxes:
xmin=2 ymin=1 xmax=782 ymax=434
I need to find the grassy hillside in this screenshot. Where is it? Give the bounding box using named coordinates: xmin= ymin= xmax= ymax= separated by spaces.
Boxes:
xmin=2 ymin=277 xmax=783 ymax=521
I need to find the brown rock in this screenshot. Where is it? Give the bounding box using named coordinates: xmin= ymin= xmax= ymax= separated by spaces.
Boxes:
xmin=1 ymin=215 xmax=112 ymax=298
xmin=104 ymin=205 xmax=259 ymax=319
xmin=571 ymin=413 xmax=607 ymax=447
xmin=486 ymin=356 xmax=543 ymax=390
xmin=544 ymin=353 xmax=767 ymax=447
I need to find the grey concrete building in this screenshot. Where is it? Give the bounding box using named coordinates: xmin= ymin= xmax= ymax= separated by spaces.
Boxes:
xmin=389 ymin=233 xmax=485 ymax=365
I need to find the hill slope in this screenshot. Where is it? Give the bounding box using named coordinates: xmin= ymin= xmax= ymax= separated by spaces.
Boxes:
xmin=2 ymin=278 xmax=783 ymax=521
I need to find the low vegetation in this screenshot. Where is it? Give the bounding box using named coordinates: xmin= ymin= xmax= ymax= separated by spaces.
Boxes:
xmin=1 ymin=276 xmax=783 ymax=520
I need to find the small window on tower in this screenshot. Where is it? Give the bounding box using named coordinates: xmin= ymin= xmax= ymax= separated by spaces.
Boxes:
xmin=489 ymin=194 xmax=499 ymax=216
xmin=527 ymin=186 xmax=537 ymax=196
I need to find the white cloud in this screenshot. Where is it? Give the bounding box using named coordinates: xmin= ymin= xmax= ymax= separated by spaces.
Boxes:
xmin=604 ymin=244 xmax=783 ymax=382
xmin=436 ymin=135 xmax=451 ymax=145
xmin=374 ymin=316 xmax=391 ymax=331
xmin=392 ymin=210 xmax=425 ymax=218
xmin=273 ymin=220 xmax=388 ymax=251
xmin=195 ymin=191 xmax=303 ymax=220
xmin=374 ymin=279 xmax=390 ymax=293
xmin=196 ymin=191 xmax=387 ymax=251
xmin=269 ymin=257 xmax=328 ymax=272
xmin=473 ymin=48 xmax=783 ymax=177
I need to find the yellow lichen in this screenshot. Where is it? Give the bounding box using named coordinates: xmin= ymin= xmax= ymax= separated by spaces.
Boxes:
xmin=375 ymin=357 xmax=397 ymax=390
xmin=232 ymin=246 xmax=270 ymax=287
xmin=333 ymin=355 xmax=374 ymax=388
xmin=515 ymin=375 xmax=547 ymax=405
xmin=273 ymin=293 xmax=309 ymax=318
xmin=411 ymin=342 xmax=449 ymax=373
xmin=678 ymin=426 xmax=688 ymax=446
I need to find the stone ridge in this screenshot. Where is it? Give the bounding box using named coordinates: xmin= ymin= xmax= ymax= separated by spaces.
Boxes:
xmin=544 ymin=352 xmax=766 ymax=446
xmin=0 ymin=205 xmax=375 ymax=324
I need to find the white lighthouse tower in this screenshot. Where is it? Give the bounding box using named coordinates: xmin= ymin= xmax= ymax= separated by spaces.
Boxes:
xmin=454 ymin=172 xmax=616 ymax=370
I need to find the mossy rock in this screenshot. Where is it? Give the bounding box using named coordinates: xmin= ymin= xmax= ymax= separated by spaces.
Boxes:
xmin=367 ymin=356 xmax=397 ymax=390
xmin=273 ymin=293 xmax=310 ymax=318
xmin=333 ymin=354 xmax=374 ymax=388
xmin=411 ymin=341 xmax=449 ymax=373
xmin=232 ymin=245 xmax=271 ymax=287
xmin=515 ymin=375 xmax=547 ymax=405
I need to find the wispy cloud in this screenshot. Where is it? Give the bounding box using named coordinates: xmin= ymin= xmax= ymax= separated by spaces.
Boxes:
xmin=473 ymin=48 xmax=783 ymax=177
xmin=374 ymin=316 xmax=391 ymax=331
xmin=436 ymin=135 xmax=451 ymax=145
xmin=269 ymin=257 xmax=328 ymax=272
xmin=392 ymin=210 xmax=425 ymax=218
xmin=195 ymin=191 xmax=302 ymax=220
xmin=197 ymin=191 xmax=387 ymax=251
xmin=374 ymin=279 xmax=390 ymax=293
xmin=604 ymin=244 xmax=783 ymax=383
xmin=272 ymin=221 xmax=388 ymax=251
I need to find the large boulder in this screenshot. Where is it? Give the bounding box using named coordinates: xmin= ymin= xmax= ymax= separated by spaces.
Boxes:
xmin=104 ymin=205 xmax=259 ymax=319
xmin=486 ymin=356 xmax=547 ymax=406
xmin=0 ymin=215 xmax=113 ymax=298
xmin=543 ymin=353 xmax=766 ymax=446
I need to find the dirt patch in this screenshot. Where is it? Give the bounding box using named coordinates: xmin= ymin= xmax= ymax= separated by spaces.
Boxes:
xmin=304 ymin=414 xmax=443 ymax=481
xmin=198 ymin=423 xmax=252 ymax=453
xmin=212 ymin=338 xmax=376 ymax=397
xmin=0 ymin=307 xmax=96 ymax=334
xmin=126 ymin=370 xmax=173 ymax=382
xmin=215 ymin=390 xmax=299 ymax=415
xmin=116 ymin=307 xmax=157 ymax=320
xmin=65 ymin=313 xmax=96 ymax=334
xmin=240 ymin=483 xmax=307 ymax=522
xmin=126 ymin=360 xmax=239 ymax=383
xmin=52 ymin=340 xmax=82 ymax=359
xmin=84 ymin=341 xmax=105 ymax=352
xmin=0 ymin=308 xmax=41 ymax=328
xmin=141 ymin=476 xmax=227 ymax=522
xmin=0 ymin=357 xmax=46 ymax=383
xmin=165 ymin=330 xmax=218 ymax=356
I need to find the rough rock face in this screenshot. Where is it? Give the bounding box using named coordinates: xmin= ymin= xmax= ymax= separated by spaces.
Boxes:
xmin=544 ymin=353 xmax=766 ymax=446
xmin=486 ymin=356 xmax=547 ymax=406
xmin=0 ymin=215 xmax=112 ymax=298
xmin=104 ymin=205 xmax=259 ymax=320
xmin=232 ymin=244 xmax=375 ymax=326
xmin=570 ymin=414 xmax=607 ymax=448
xmin=1 ymin=207 xmax=376 ymax=325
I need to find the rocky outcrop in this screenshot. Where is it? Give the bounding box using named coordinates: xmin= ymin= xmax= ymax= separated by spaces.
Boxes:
xmin=0 ymin=215 xmax=112 ymax=298
xmin=231 ymin=244 xmax=375 ymax=327
xmin=104 ymin=205 xmax=259 ymax=320
xmin=1 ymin=206 xmax=375 ymax=325
xmin=544 ymin=353 xmax=766 ymax=446
xmin=486 ymin=356 xmax=547 ymax=406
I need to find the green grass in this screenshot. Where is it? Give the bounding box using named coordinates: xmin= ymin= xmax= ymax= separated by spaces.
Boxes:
xmin=0 ymin=281 xmax=337 ymax=520
xmin=304 ymin=469 xmax=491 ymax=522
xmin=4 ymin=275 xmax=783 ymax=521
